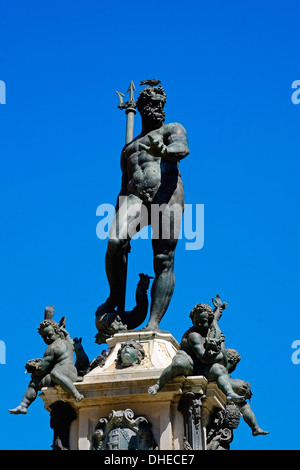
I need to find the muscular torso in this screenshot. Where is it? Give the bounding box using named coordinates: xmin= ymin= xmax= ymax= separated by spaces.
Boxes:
xmin=121 ymin=123 xmax=188 ymax=204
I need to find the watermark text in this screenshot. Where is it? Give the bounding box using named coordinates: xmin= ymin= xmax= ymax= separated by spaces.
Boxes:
xmin=0 ymin=80 xmax=6 ymax=104
xmin=0 ymin=340 xmax=6 ymax=364
xmin=291 ymin=340 xmax=300 ymax=364
xmin=96 ymin=199 xmax=204 ymax=251
xmin=291 ymin=80 xmax=300 ymax=105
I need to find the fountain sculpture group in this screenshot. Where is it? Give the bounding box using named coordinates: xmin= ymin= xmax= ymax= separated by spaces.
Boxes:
xmin=9 ymin=80 xmax=268 ymax=450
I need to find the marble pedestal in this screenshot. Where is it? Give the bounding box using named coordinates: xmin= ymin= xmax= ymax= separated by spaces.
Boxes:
xmin=40 ymin=330 xmax=227 ymax=450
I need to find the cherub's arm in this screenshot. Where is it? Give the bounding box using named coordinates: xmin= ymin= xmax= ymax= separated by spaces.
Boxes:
xmin=35 ymin=347 xmax=56 ymax=374
xmin=187 ymin=332 xmax=207 ymax=362
xmin=188 ymin=332 xmax=223 ymax=365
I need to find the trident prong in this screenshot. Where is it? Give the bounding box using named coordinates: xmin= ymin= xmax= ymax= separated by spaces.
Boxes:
xmin=127 ymin=80 xmax=136 ymax=103
xmin=115 ymin=91 xmax=125 ymax=109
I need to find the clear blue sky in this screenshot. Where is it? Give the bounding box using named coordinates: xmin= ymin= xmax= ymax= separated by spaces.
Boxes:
xmin=0 ymin=0 xmax=299 ymax=450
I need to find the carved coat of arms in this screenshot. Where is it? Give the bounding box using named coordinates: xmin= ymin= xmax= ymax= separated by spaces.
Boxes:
xmin=90 ymin=409 xmax=157 ymax=450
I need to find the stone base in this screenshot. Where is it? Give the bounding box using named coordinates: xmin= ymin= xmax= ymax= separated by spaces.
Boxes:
xmin=40 ymin=330 xmax=226 ymax=450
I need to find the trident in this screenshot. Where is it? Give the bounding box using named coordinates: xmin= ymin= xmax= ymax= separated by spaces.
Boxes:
xmin=116 ymin=80 xmax=137 ymax=144
xmin=114 ymin=81 xmax=137 ymax=311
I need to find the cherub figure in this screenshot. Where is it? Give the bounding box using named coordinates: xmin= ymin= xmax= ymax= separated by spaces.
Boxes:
xmin=9 ymin=307 xmax=84 ymax=415
xmin=225 ymin=348 xmax=269 ymax=436
xmin=148 ymin=301 xmax=244 ymax=403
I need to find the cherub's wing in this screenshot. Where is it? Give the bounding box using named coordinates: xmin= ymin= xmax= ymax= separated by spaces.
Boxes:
xmin=59 ymin=316 xmax=67 ymax=328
